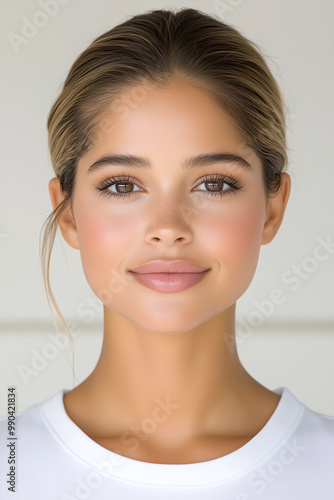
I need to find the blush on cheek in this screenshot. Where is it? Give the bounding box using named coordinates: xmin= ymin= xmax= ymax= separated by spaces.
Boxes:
xmin=75 ymin=197 xmax=125 ymax=257
xmin=74 ymin=211 xmax=115 ymax=291
xmin=231 ymin=209 xmax=265 ymax=287
xmin=210 ymin=203 xmax=265 ymax=280
xmin=73 ymin=201 xmax=137 ymax=306
xmin=231 ymin=209 xmax=264 ymax=252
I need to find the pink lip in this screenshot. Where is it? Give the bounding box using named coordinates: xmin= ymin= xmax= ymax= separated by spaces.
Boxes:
xmin=130 ymin=260 xmax=210 ymax=274
xmin=130 ymin=270 xmax=210 ymax=293
xmin=129 ymin=260 xmax=210 ymax=293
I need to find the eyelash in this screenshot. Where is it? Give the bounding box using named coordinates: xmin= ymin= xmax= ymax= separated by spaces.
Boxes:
xmin=95 ymin=173 xmax=242 ymax=200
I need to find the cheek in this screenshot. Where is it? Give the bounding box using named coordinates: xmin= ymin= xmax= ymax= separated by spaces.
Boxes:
xmin=228 ymin=208 xmax=264 ymax=253
xmin=201 ymin=199 xmax=265 ymax=274
xmin=73 ymin=201 xmax=136 ymax=291
xmin=197 ymin=199 xmax=266 ymax=308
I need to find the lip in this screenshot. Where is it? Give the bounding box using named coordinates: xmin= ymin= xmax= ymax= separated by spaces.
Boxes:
xmin=128 ymin=260 xmax=210 ymax=293
xmin=129 ymin=260 xmax=210 ymax=274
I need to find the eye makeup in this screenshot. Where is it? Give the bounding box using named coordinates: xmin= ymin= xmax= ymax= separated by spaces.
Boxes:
xmin=94 ymin=172 xmax=243 ymax=200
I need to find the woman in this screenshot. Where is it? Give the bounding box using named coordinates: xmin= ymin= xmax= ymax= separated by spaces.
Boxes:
xmin=1 ymin=7 xmax=333 ymax=499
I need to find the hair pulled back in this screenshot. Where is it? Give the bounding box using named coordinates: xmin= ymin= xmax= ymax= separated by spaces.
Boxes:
xmin=40 ymin=7 xmax=288 ymax=336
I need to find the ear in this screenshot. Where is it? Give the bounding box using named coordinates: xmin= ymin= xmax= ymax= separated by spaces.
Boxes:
xmin=261 ymin=173 xmax=291 ymax=245
xmin=49 ymin=177 xmax=80 ymax=250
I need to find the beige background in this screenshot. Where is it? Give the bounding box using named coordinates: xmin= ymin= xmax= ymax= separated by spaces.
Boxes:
xmin=1 ymin=0 xmax=333 ymax=417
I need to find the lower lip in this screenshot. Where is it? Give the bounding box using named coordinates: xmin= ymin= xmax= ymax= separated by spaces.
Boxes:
xmin=129 ymin=271 xmax=210 ymax=293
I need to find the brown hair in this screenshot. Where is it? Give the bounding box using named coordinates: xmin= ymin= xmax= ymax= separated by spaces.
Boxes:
xmin=40 ymin=7 xmax=288 ymax=337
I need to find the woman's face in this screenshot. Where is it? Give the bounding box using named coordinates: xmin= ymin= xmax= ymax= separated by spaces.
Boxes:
xmin=71 ymin=78 xmax=268 ymax=333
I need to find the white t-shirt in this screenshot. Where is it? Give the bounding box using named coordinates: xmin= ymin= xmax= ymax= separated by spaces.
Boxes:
xmin=1 ymin=387 xmax=334 ymax=499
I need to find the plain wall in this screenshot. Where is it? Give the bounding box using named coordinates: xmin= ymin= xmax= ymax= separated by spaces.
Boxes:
xmin=1 ymin=0 xmax=333 ymax=417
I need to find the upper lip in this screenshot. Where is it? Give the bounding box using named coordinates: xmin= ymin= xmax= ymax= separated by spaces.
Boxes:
xmin=129 ymin=260 xmax=210 ymax=274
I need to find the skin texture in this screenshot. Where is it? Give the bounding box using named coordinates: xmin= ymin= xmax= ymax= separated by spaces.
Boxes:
xmin=49 ymin=78 xmax=291 ymax=464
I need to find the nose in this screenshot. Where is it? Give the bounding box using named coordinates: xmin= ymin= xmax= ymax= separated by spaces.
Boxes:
xmin=144 ymin=197 xmax=194 ymax=246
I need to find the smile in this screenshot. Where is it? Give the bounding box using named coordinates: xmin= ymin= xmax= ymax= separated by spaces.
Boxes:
xmin=129 ymin=270 xmax=210 ymax=293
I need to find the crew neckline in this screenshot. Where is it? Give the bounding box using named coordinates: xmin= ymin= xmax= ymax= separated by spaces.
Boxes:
xmin=40 ymin=387 xmax=305 ymax=486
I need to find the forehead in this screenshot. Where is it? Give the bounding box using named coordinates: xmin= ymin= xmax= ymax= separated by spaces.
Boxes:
xmin=81 ymin=78 xmax=260 ymax=173
xmin=99 ymin=79 xmax=239 ymax=136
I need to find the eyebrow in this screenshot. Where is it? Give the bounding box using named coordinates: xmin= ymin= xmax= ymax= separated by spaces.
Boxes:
xmin=87 ymin=153 xmax=252 ymax=175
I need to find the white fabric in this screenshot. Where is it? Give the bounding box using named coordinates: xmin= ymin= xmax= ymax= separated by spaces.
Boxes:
xmin=1 ymin=387 xmax=334 ymax=499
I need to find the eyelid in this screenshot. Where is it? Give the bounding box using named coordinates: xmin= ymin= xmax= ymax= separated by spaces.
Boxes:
xmin=94 ymin=170 xmax=242 ymax=188
xmin=94 ymin=170 xmax=243 ymax=200
xmin=195 ymin=173 xmax=241 ymax=188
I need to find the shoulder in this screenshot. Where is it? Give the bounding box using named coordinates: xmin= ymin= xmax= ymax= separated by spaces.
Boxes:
xmin=0 ymin=391 xmax=65 ymax=445
xmin=264 ymin=387 xmax=334 ymax=469
xmin=284 ymin=390 xmax=334 ymax=465
xmin=298 ymin=403 xmax=334 ymax=442
xmin=0 ymin=391 xmax=67 ymax=499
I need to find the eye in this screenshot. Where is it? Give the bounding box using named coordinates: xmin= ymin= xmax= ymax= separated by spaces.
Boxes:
xmin=95 ymin=175 xmax=142 ymax=200
xmin=194 ymin=174 xmax=242 ymax=198
xmin=95 ymin=172 xmax=242 ymax=200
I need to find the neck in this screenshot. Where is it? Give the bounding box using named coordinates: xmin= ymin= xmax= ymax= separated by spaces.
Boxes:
xmin=65 ymin=303 xmax=278 ymax=448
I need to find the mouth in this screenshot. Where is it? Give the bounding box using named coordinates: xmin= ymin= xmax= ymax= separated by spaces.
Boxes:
xmin=129 ymin=269 xmax=210 ymax=293
xmin=129 ymin=260 xmax=210 ymax=274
